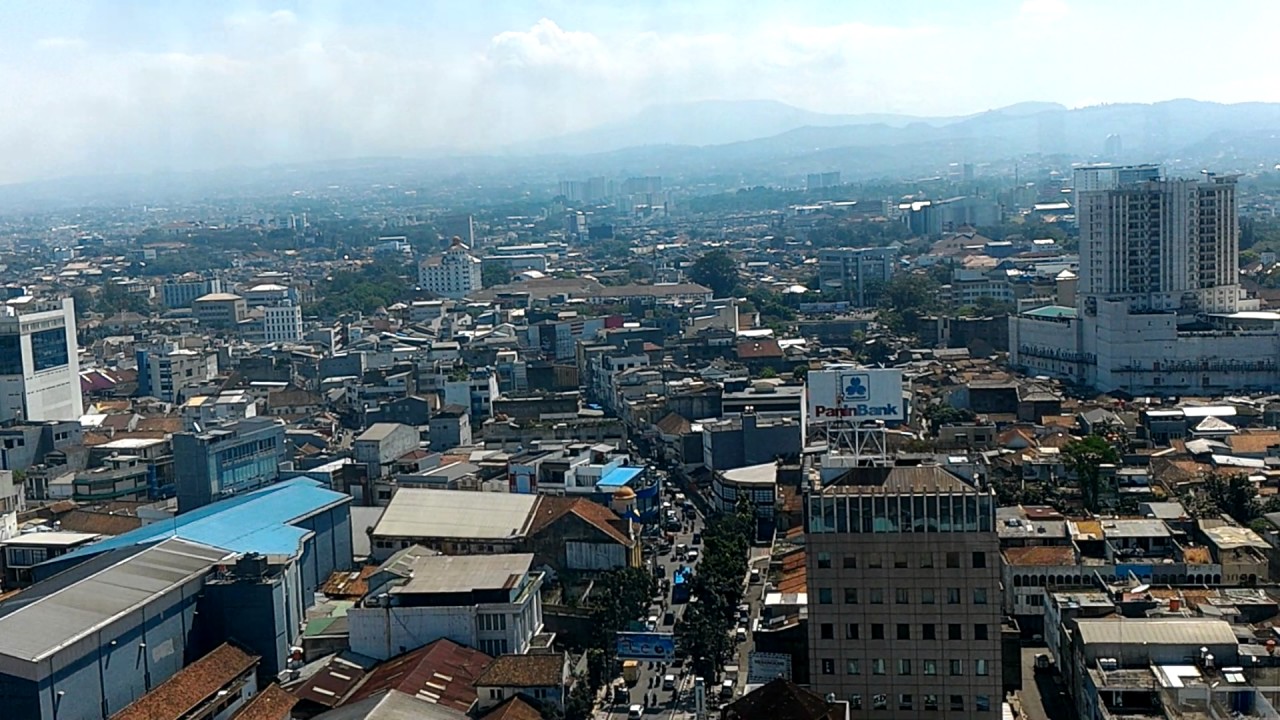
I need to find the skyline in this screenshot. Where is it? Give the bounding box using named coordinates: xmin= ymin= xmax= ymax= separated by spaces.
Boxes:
xmin=2 ymin=0 xmax=1280 ymax=184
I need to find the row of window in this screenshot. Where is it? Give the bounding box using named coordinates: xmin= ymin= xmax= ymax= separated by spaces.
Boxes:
xmin=816 ymin=586 xmax=989 ymax=605
xmin=845 ymin=693 xmax=992 ymax=713
xmin=820 ymin=622 xmax=990 ymax=642
xmin=816 ymin=550 xmax=986 ymax=570
xmin=808 ymin=492 xmax=994 ymax=534
xmin=820 ymin=657 xmax=992 ymax=677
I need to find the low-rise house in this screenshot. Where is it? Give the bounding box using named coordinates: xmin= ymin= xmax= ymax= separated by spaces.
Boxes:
xmin=473 ymin=653 xmax=569 ymax=713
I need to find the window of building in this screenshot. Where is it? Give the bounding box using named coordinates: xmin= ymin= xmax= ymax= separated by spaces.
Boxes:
xmin=898 ymin=659 xmax=912 ymax=676
xmin=873 ymin=694 xmax=887 ymax=710
xmin=844 ymin=588 xmax=858 ymax=604
xmin=821 ymin=659 xmax=835 ymax=675
xmin=846 ymin=623 xmax=859 ymax=639
xmin=849 ymin=694 xmax=862 ymax=709
xmin=895 ymin=588 xmax=910 ymax=604
xmin=817 ymin=552 xmax=832 ymax=569
xmin=951 ymin=695 xmax=965 ymax=711
xmin=947 ymin=587 xmax=961 ymax=604
xmin=919 ymin=553 xmax=934 ymax=568
xmin=871 ymin=624 xmax=884 ymax=640
xmin=846 ymin=659 xmax=860 ymax=675
xmin=867 ymin=554 xmax=883 ymax=568
xmin=820 ymin=623 xmax=834 ymax=640
xmin=869 ymin=588 xmax=884 ymax=604
xmin=923 ymin=660 xmax=937 ymax=676
xmin=921 ymin=588 xmax=936 ymax=604
xmin=894 ymin=552 xmax=908 ymax=568
xmin=490 ymin=689 xmax=502 ymax=700
xmin=899 ymin=694 xmax=913 ymax=711
xmin=974 ymin=624 xmax=988 ymax=640
xmin=922 ymin=624 xmax=936 ymax=640
xmin=948 ymin=624 xmax=962 ymax=641
xmin=977 ymin=696 xmax=991 ymax=712
xmin=972 ymin=551 xmax=986 ymax=568
xmin=946 ymin=551 xmax=961 ymax=568
xmin=872 ymin=658 xmax=886 ymax=675
xmin=842 ymin=554 xmax=857 ymax=569
xmin=925 ymin=694 xmax=939 ymax=711
xmin=974 ymin=587 xmax=988 ymax=605
xmin=818 ymin=588 xmax=833 ymax=604
xmin=950 ymin=660 xmax=963 ymax=676
xmin=1029 ymin=594 xmax=1044 ymax=606
xmin=976 ymin=659 xmax=989 ymax=676
xmin=897 ymin=624 xmax=911 ymax=640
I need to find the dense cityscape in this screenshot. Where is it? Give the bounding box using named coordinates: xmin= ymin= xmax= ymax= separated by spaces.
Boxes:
xmin=8 ymin=4 xmax=1280 ymax=720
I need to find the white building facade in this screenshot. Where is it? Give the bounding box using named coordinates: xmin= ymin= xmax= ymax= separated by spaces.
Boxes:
xmin=261 ymin=302 xmax=303 ymax=343
xmin=1011 ymin=167 xmax=1280 ymax=395
xmin=0 ymin=298 xmax=83 ymax=423
xmin=419 ymin=239 xmax=482 ymax=299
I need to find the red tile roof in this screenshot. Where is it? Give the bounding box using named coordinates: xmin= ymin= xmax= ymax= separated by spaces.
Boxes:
xmin=528 ymin=496 xmax=632 ymax=547
xmin=474 ymin=653 xmax=565 ymax=688
xmin=736 ymin=339 xmax=784 ymax=359
xmin=345 ymin=638 xmax=492 ymax=712
xmin=480 ymin=695 xmax=546 ymax=720
xmin=320 ymin=565 xmax=378 ymax=600
xmin=232 ymin=685 xmax=297 ymax=720
xmin=111 ymin=643 xmax=259 ymax=720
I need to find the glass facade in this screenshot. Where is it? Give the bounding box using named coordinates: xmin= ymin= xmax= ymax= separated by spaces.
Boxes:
xmin=807 ymin=491 xmax=995 ymax=534
xmin=31 ymin=328 xmax=69 ymax=371
xmin=0 ymin=335 xmax=19 ymax=374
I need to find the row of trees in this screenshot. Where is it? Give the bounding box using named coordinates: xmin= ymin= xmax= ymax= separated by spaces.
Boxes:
xmin=675 ymin=502 xmax=753 ymax=682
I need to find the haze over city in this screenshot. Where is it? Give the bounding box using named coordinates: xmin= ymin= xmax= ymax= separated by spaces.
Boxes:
xmin=3 ymin=0 xmax=1280 ymax=184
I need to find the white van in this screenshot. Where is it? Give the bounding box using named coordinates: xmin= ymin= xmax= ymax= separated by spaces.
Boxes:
xmin=628 ymin=705 xmax=643 ymax=720
xmin=720 ymin=679 xmax=734 ymax=699
xmin=663 ymin=674 xmax=676 ymax=691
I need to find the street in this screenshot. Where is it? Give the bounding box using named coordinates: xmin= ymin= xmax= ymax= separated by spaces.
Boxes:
xmin=600 ymin=486 xmax=706 ymax=720
xmin=1018 ymin=646 xmax=1072 ymax=720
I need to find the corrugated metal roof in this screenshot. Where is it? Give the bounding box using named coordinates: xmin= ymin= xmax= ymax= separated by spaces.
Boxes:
xmin=0 ymin=537 xmax=232 ymax=663
xmin=1074 ymin=619 xmax=1238 ymax=648
xmin=54 ymin=478 xmax=349 ymax=563
xmin=373 ymin=489 xmax=536 ymax=540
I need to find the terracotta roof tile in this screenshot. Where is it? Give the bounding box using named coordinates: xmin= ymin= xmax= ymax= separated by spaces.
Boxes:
xmin=111 ymin=643 xmax=258 ymax=720
xmin=528 ymin=496 xmax=632 ymax=547
xmin=321 ymin=565 xmax=378 ymax=600
xmin=1228 ymin=431 xmax=1280 ymax=455
xmin=479 ymin=695 xmax=546 ymax=720
xmin=736 ymin=339 xmax=784 ymax=359
xmin=345 ymin=638 xmax=491 ymax=712
xmin=232 ymin=685 xmax=296 ymax=720
xmin=1002 ymin=546 xmax=1077 ymax=566
xmin=57 ymin=510 xmax=143 ymax=536
xmin=474 ymin=654 xmax=564 ymax=688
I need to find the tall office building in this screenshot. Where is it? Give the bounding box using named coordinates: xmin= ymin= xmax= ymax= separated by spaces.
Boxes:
xmin=1075 ymin=166 xmax=1240 ymax=313
xmin=419 ymin=237 xmax=482 ymax=299
xmin=0 ymin=297 xmax=83 ymax=422
xmin=1011 ymin=166 xmax=1272 ymax=394
xmin=806 ymin=463 xmax=1000 ymax=719
xmin=816 ymin=247 xmax=898 ymax=307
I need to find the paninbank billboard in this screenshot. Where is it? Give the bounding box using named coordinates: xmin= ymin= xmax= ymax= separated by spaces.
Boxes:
xmin=807 ymin=367 xmax=905 ymax=422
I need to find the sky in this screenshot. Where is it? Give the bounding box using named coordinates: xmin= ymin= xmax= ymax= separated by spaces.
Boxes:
xmin=1 ymin=0 xmax=1278 ymax=185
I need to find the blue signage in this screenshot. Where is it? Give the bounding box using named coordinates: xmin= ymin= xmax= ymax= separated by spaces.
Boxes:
xmin=616 ymin=632 xmax=676 ymax=660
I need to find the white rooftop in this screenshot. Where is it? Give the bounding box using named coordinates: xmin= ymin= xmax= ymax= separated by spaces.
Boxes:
xmin=373 ymin=489 xmax=537 ymax=540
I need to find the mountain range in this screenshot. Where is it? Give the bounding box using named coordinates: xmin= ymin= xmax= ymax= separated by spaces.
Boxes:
xmin=5 ymin=98 xmax=1280 ymax=211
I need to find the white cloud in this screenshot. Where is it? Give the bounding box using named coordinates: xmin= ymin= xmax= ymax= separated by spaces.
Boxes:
xmin=1017 ymin=0 xmax=1070 ymax=24
xmin=34 ymin=36 xmax=86 ymax=51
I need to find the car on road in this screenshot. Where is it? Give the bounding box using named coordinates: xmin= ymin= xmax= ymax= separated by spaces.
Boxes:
xmin=749 ymin=568 xmax=761 ymax=583
xmin=686 ymin=549 xmax=699 ymax=563
xmin=691 ymin=532 xmax=701 ymax=545
xmin=664 ymin=610 xmax=675 ymax=625
xmin=628 ymin=705 xmax=643 ymax=720
xmin=720 ymin=680 xmax=734 ymax=700
xmin=735 ymin=627 xmax=747 ymax=642
xmin=1034 ymin=653 xmax=1056 ymax=673
xmin=646 ymin=616 xmax=658 ymax=631
xmin=662 ymin=674 xmax=676 ymax=691
xmin=675 ymin=543 xmax=687 ymax=555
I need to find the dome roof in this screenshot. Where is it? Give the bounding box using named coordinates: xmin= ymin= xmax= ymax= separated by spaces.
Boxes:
xmin=612 ymin=486 xmax=637 ymax=501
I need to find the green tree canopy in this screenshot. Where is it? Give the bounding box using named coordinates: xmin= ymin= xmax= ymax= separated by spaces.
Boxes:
xmin=1063 ymin=435 xmax=1121 ymax=513
xmin=689 ymin=249 xmax=740 ymax=297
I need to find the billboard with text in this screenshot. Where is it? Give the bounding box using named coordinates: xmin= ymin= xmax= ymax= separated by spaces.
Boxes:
xmin=807 ymin=367 xmax=905 ymax=422
xmin=615 ymin=632 xmax=676 ymax=660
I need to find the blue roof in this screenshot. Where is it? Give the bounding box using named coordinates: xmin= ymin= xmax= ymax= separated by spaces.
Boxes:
xmin=56 ymin=478 xmax=349 ymax=562
xmin=597 ymin=466 xmax=644 ymax=489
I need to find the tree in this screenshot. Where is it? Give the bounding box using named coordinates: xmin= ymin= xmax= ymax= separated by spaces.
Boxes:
xmin=689 ymin=250 xmax=739 ymax=297
xmin=675 ymin=501 xmax=752 ymax=681
xmin=876 ymin=272 xmax=941 ymax=336
xmin=1187 ymin=474 xmax=1261 ymax=523
xmin=1063 ymin=435 xmax=1121 ymax=512
xmin=564 ymin=678 xmax=595 ymax=720
xmin=482 ymin=264 xmax=513 ymax=288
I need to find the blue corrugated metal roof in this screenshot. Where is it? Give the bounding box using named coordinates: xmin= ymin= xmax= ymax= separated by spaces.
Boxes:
xmin=57 ymin=478 xmax=349 ymax=561
xmin=598 ymin=466 xmax=644 ymax=488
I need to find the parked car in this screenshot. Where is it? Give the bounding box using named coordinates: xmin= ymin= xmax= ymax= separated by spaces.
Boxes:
xmin=1034 ymin=653 xmax=1055 ymax=673
xmin=663 ymin=674 xmax=676 ymax=691
xmin=749 ymin=568 xmax=761 ymax=583
xmin=628 ymin=705 xmax=643 ymax=720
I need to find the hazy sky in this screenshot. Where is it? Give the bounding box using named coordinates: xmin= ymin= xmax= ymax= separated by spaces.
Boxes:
xmin=1 ymin=0 xmax=1277 ymax=184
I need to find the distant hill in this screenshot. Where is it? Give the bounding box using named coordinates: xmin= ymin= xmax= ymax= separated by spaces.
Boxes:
xmin=517 ymin=99 xmax=982 ymax=154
